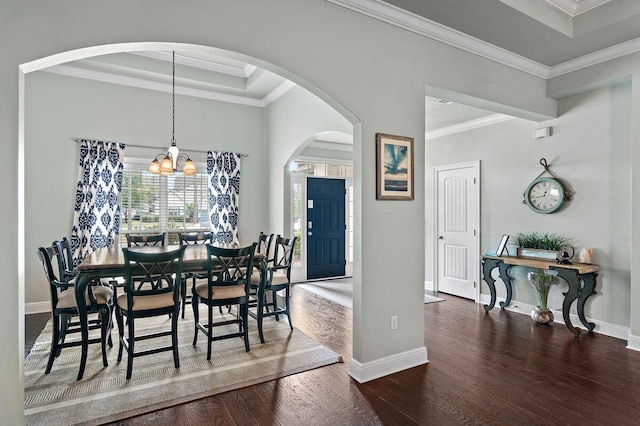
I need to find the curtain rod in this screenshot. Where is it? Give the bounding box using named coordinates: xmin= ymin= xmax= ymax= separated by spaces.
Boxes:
xmin=71 ymin=138 xmax=248 ymax=157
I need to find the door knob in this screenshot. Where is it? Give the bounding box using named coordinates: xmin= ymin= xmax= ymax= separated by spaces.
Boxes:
xmin=438 ymin=236 xmax=444 ymax=239
xmin=308 ymin=231 xmax=313 ymax=236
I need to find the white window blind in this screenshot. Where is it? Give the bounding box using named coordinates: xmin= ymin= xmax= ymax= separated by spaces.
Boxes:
xmin=119 ymin=163 xmax=209 ymax=245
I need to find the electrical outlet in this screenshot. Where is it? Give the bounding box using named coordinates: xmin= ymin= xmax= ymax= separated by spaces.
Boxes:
xmin=391 ymin=315 xmax=398 ymax=330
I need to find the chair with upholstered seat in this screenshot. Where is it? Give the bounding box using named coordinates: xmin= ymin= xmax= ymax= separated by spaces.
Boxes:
xmin=104 ymin=233 xmax=167 ymax=291
xmin=115 ymin=245 xmax=185 ymax=380
xmin=192 ymin=243 xmax=256 ymax=360
xmin=38 ymin=243 xmax=113 ymax=375
xmin=57 ymin=237 xmax=78 ymax=282
xmin=177 ymin=232 xmax=213 ymax=318
xmin=249 ymin=235 xmax=296 ymax=341
xmin=126 ymin=233 xmax=166 ymax=247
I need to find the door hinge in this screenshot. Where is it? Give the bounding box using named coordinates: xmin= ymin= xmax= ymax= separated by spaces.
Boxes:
xmin=473 ymin=229 xmax=476 ymax=236
xmin=474 ymin=281 xmax=477 ymax=288
xmin=473 ymin=177 xmax=477 ymax=184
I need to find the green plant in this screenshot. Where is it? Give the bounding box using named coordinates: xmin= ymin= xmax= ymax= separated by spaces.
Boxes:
xmin=515 ymin=231 xmax=570 ymax=251
xmin=527 ymin=269 xmax=556 ymax=309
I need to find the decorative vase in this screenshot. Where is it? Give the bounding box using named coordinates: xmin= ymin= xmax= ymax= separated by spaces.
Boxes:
xmin=531 ymin=306 xmax=554 ymax=325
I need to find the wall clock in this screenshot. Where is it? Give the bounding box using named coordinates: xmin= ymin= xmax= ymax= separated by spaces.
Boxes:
xmin=522 ymin=158 xmax=571 ymax=214
xmin=524 ymin=177 xmax=565 ymax=214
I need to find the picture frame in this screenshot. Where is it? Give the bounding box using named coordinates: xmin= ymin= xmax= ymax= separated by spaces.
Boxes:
xmin=496 ymin=234 xmax=510 ymax=257
xmin=376 ymin=133 xmax=414 ymax=200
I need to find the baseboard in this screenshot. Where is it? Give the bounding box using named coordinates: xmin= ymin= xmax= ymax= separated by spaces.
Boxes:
xmin=425 ymin=280 xmax=434 ymax=292
xmin=478 ymin=294 xmax=630 ymax=342
xmin=25 ymin=301 xmax=50 ymax=315
xmin=626 ymin=334 xmax=640 ymax=351
xmin=348 ymin=346 xmax=428 ymax=383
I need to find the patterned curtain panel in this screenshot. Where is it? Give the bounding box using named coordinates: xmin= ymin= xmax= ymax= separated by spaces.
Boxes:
xmin=70 ymin=140 xmax=125 ymax=266
xmin=207 ymin=151 xmax=241 ymax=245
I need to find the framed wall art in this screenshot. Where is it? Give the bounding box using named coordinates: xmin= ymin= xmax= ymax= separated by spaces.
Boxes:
xmin=376 ymin=133 xmax=414 ymax=200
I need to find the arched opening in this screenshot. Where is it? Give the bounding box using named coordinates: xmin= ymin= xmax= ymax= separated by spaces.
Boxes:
xmin=19 ymin=42 xmax=360 ymax=403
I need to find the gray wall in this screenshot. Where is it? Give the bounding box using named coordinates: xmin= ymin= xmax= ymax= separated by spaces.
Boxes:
xmin=426 ymin=84 xmax=632 ymax=328
xmin=25 ymin=71 xmax=267 ymax=304
xmin=3 ymin=0 xmax=614 ymax=421
xmin=265 ymin=85 xmax=353 ymax=236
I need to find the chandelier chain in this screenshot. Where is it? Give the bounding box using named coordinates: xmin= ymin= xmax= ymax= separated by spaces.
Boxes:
xmin=172 ymin=51 xmax=175 ymax=143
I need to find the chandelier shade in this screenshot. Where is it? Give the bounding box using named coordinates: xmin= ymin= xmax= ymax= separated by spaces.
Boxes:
xmin=147 ymin=51 xmax=197 ymax=176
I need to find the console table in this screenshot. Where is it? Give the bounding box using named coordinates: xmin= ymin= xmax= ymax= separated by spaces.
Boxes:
xmin=481 ymin=255 xmax=600 ymax=336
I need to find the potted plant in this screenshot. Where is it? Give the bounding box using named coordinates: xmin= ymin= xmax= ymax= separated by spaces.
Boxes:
xmin=515 ymin=231 xmax=570 ymax=261
xmin=527 ymin=269 xmax=557 ymax=324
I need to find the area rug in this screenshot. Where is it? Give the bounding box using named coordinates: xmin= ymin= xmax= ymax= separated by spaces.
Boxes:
xmin=296 ymin=279 xmax=353 ymax=309
xmin=425 ymin=294 xmax=445 ymax=304
xmin=24 ymin=308 xmax=342 ymax=425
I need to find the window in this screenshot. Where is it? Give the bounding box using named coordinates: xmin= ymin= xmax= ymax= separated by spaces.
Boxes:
xmin=292 ymin=182 xmax=303 ymax=266
xmin=119 ymin=163 xmax=209 ymax=245
xmin=289 ymin=160 xmax=353 ymax=178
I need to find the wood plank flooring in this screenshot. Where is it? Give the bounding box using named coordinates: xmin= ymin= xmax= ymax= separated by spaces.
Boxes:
xmin=25 ymin=287 xmax=640 ymax=425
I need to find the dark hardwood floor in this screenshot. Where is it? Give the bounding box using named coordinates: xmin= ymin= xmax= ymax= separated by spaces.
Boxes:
xmin=25 ymin=287 xmax=640 ymax=425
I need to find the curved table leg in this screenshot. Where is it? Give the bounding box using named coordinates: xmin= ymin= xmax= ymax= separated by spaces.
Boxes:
xmin=256 ymin=261 xmax=267 ymax=344
xmin=577 ymin=273 xmax=597 ymax=333
xmin=74 ymin=272 xmax=91 ymax=380
xmin=498 ymin=263 xmax=513 ymax=310
xmin=481 ymin=258 xmax=500 ymax=312
xmin=554 ymin=268 xmax=582 ymax=337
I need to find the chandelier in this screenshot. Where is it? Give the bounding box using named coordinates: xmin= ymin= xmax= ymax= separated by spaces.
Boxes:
xmin=148 ymin=51 xmax=197 ymax=176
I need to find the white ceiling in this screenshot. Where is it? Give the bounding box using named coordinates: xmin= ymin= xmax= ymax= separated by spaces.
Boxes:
xmin=41 ymin=0 xmax=640 ymax=139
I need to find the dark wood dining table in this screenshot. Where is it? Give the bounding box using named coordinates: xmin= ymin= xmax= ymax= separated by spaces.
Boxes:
xmin=74 ymin=244 xmax=266 ymax=380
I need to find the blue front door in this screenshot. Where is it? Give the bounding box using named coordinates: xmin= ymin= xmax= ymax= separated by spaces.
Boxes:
xmin=307 ymin=177 xmax=346 ymax=280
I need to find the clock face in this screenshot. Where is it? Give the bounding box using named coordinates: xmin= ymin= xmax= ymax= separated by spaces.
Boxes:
xmin=525 ymin=178 xmax=565 ymax=214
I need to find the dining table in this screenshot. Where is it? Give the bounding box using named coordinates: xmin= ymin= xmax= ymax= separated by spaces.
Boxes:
xmin=74 ymin=244 xmax=266 ymax=380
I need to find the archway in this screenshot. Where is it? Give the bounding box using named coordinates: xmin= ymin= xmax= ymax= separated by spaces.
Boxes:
xmin=18 ymin=41 xmax=361 ymax=403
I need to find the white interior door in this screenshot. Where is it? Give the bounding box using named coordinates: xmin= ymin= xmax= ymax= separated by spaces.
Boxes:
xmin=435 ymin=161 xmax=479 ymax=300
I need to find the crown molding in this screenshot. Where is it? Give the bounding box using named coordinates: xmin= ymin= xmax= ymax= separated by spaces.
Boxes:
xmin=545 ymin=0 xmax=611 ymax=17
xmin=261 ymin=80 xmax=296 ymax=106
xmin=425 ymin=114 xmax=514 ymax=140
xmin=326 ymin=0 xmax=549 ymax=78
xmin=548 ymin=37 xmax=640 ymax=77
xmin=43 ymin=64 xmax=294 ymax=107
xmin=326 ymin=0 xmax=640 ymax=80
xmin=132 ymin=51 xmax=253 ymax=78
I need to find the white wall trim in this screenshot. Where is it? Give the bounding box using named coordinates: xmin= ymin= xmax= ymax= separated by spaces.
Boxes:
xmin=545 ymin=0 xmax=611 ymax=17
xmin=348 ymin=346 xmax=428 ymax=383
xmin=478 ymin=294 xmax=631 ymax=341
xmin=132 ymin=51 xmax=252 ymax=77
xmin=261 ymin=80 xmax=296 ymax=106
xmin=426 ymin=114 xmax=514 ymax=140
xmin=424 ymin=280 xmax=434 ymax=292
xmin=25 ymin=301 xmax=50 ymax=315
xmin=548 ymin=37 xmax=640 ymax=77
xmin=42 ymin=64 xmax=295 ymax=108
xmin=626 ymin=334 xmax=640 ymax=351
xmin=326 ymin=0 xmax=640 ymax=79
xmin=326 ymin=0 xmax=550 ymax=78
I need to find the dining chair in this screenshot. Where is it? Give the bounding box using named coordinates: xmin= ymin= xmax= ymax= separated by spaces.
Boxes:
xmin=250 ymin=235 xmax=296 ymax=338
xmin=116 ymin=245 xmax=185 ymax=380
xmin=58 ymin=237 xmax=77 ymax=282
xmin=109 ymin=233 xmax=167 ymax=291
xmin=126 ymin=233 xmax=166 ymax=247
xmin=38 ymin=243 xmax=113 ymax=375
xmin=177 ymin=232 xmax=213 ymax=318
xmin=192 ymin=243 xmax=256 ymax=360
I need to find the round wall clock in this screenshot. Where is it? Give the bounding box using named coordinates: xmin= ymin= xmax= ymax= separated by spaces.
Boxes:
xmin=524 ymin=177 xmax=566 ymax=214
